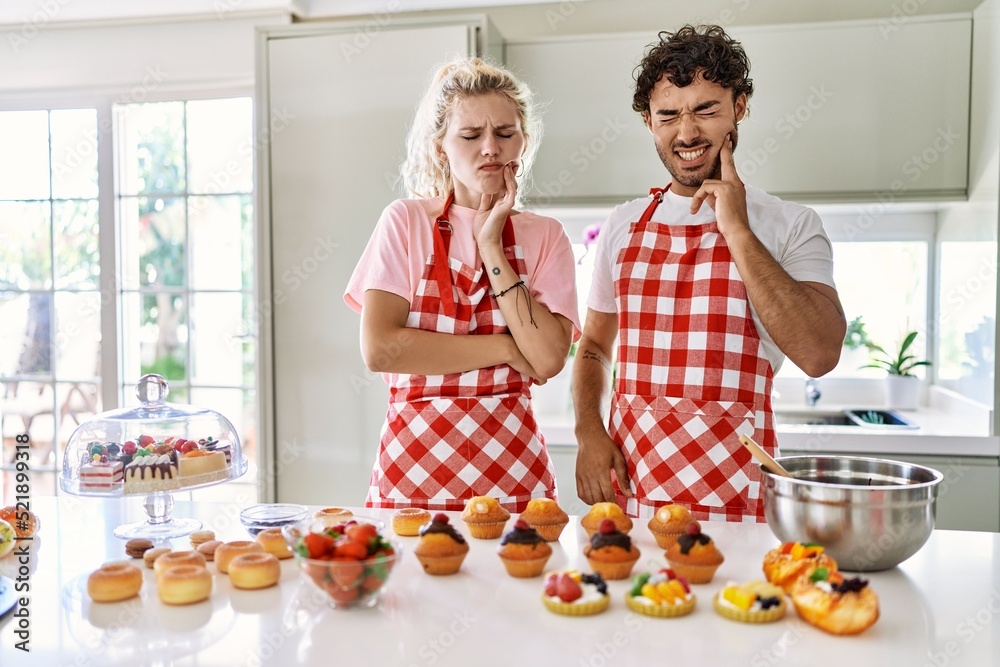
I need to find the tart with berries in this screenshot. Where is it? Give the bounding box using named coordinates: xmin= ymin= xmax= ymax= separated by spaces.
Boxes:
xmin=541 ymin=570 xmax=610 ymax=616
xmin=583 ymin=518 xmax=641 ymax=580
xmin=713 ymin=580 xmax=787 ymax=623
xmin=790 ymin=567 xmax=879 ymax=635
xmin=664 ymin=521 xmax=724 ymax=584
xmin=762 ymin=541 xmax=839 ymax=593
xmin=625 ymin=568 xmax=696 ymax=617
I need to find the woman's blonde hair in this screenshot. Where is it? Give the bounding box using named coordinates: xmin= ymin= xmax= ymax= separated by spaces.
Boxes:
xmin=401 ymin=57 xmax=541 ymax=207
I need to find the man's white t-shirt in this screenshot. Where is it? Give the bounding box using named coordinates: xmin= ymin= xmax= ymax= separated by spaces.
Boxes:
xmin=586 ymin=185 xmax=836 ymax=374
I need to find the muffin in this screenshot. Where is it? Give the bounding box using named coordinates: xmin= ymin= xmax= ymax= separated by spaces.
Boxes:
xmin=580 ymin=502 xmax=632 ymax=537
xmin=625 ymin=568 xmax=696 ymax=618
xmin=762 ymin=541 xmax=839 ymax=593
xmin=583 ymin=518 xmax=641 ymax=580
xmin=413 ymin=513 xmax=470 ymax=575
xmin=519 ymin=498 xmax=569 ymax=542
xmin=497 ymin=519 xmax=553 ymax=578
xmin=664 ymin=521 xmax=724 ymax=584
xmin=461 ymin=496 xmax=510 ymax=539
xmin=542 ymin=570 xmax=610 ymax=616
xmin=647 ymin=504 xmax=693 ymax=549
xmin=714 ymin=580 xmax=787 ymax=623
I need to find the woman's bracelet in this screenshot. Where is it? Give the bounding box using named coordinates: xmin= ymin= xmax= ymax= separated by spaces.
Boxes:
xmin=492 ymin=279 xmax=525 ymax=299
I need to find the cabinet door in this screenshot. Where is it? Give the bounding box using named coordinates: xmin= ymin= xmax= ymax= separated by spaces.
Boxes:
xmin=732 ymin=18 xmax=970 ymax=201
xmin=900 ymin=454 xmax=1000 ymax=532
xmin=259 ymin=22 xmax=477 ymax=504
xmin=508 ymin=18 xmax=970 ymax=205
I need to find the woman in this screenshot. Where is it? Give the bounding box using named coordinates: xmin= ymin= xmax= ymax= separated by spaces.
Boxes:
xmin=344 ymin=58 xmax=581 ymax=512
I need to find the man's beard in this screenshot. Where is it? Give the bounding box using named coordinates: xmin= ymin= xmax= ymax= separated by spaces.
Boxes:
xmin=657 ymin=123 xmax=739 ymax=189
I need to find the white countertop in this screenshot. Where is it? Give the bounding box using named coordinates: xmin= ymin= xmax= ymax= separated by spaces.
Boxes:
xmin=2 ymin=497 xmax=999 ymax=666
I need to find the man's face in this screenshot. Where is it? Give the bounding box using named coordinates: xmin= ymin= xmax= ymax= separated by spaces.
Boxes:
xmin=644 ymin=72 xmax=746 ymax=196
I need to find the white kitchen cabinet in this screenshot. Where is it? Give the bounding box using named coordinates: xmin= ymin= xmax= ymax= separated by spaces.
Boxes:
xmin=784 ymin=449 xmax=1000 ymax=532
xmin=256 ymin=18 xmax=497 ymax=504
xmin=507 ymin=17 xmax=971 ymax=205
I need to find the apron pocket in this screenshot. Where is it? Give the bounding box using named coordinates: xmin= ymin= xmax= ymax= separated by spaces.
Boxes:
xmin=611 ymin=395 xmax=756 ymax=510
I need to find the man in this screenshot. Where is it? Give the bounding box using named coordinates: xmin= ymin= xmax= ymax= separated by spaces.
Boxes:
xmin=572 ymin=25 xmax=846 ymax=522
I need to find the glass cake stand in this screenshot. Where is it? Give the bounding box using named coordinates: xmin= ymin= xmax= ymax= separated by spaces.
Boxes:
xmin=61 ymin=374 xmax=248 ymax=539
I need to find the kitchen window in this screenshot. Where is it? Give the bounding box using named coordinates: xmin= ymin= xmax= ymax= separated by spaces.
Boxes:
xmin=0 ymin=97 xmax=260 ymax=505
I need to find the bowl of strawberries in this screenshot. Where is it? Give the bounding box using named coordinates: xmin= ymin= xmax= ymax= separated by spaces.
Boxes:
xmin=283 ymin=517 xmax=400 ymax=609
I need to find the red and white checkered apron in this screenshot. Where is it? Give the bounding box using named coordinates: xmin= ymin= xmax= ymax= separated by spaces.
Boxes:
xmin=365 ymin=194 xmax=556 ymax=513
xmin=610 ymin=185 xmax=777 ymax=523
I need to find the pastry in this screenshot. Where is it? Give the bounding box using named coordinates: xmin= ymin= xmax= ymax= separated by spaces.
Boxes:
xmin=580 ymin=502 xmax=633 ymax=537
xmin=413 ymin=513 xmax=470 ymax=575
xmin=79 ymin=459 xmax=123 ymax=492
xmin=189 ymin=530 xmax=216 ymax=549
xmin=178 ymin=450 xmax=228 ymax=483
xmin=583 ymin=518 xmax=641 ymax=580
xmin=256 ymin=528 xmax=293 ymax=559
xmin=197 ymin=540 xmax=223 ymax=561
xmin=518 ymin=498 xmax=569 ymax=542
xmin=461 ymin=496 xmax=510 ymax=539
xmin=391 ymin=508 xmax=431 ymax=536
xmin=123 ymin=454 xmax=180 ymax=493
xmin=154 ymin=550 xmax=208 ymax=579
xmin=158 ymin=564 xmax=213 ymax=605
xmin=625 ymin=568 xmax=696 ymax=617
xmin=215 ymin=540 xmax=265 ymax=574
xmin=714 ymin=580 xmax=787 ymax=623
xmin=763 ymin=542 xmax=839 ymax=593
xmin=228 ymin=552 xmax=281 ymax=589
xmin=200 ymin=437 xmax=232 ymax=465
xmin=87 ymin=562 xmax=143 ymax=602
xmin=0 ymin=506 xmax=40 ymax=538
xmin=313 ymin=507 xmax=354 ymax=528
xmin=143 ymin=547 xmax=171 ymax=569
xmin=125 ymin=538 xmax=154 ymax=559
xmin=664 ymin=521 xmax=724 ymax=584
xmin=790 ymin=568 xmax=880 ymax=635
xmin=542 ymin=570 xmax=610 ymax=616
xmin=647 ymin=504 xmax=693 ymax=549
xmin=0 ymin=519 xmax=16 ymax=559
xmin=497 ymin=519 xmax=553 ymax=578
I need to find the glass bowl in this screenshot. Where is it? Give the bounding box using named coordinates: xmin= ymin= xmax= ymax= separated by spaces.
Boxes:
xmin=239 ymin=503 xmax=309 ymax=536
xmin=282 ymin=517 xmax=400 ymax=609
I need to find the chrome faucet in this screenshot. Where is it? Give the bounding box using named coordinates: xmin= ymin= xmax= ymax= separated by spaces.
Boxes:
xmin=805 ymin=378 xmax=821 ymax=406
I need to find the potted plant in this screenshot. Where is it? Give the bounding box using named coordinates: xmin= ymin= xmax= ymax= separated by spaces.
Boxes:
xmin=839 ymin=315 xmax=874 ymax=374
xmin=861 ymin=331 xmax=931 ymax=410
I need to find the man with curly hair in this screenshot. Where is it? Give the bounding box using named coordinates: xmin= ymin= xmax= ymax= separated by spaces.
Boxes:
xmin=572 ymin=25 xmax=846 ymax=522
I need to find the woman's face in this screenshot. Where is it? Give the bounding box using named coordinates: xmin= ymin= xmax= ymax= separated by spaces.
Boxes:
xmin=439 ymin=93 xmax=525 ymax=208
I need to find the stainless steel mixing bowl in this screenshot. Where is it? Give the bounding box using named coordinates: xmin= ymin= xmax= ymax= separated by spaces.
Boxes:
xmin=761 ymin=455 xmax=943 ymax=571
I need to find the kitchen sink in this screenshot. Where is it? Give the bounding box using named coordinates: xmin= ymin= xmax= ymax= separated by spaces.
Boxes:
xmin=775 ymin=408 xmax=918 ymax=430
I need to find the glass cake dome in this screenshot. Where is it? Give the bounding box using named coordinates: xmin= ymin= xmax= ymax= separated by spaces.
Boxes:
xmin=61 ymin=374 xmax=247 ymax=538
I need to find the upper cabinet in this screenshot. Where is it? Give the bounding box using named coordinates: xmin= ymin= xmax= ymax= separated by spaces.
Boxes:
xmin=507 ymin=17 xmax=971 ymax=205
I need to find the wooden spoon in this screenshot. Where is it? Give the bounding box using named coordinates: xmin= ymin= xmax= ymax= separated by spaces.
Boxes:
xmin=739 ymin=434 xmax=793 ymax=478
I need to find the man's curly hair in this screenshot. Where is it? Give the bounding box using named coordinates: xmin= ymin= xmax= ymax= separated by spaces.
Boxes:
xmin=632 ymin=25 xmax=754 ymax=116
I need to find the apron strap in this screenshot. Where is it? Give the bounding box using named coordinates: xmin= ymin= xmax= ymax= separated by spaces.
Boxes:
xmin=638 ymin=183 xmax=671 ymax=224
xmin=433 ymin=193 xmax=518 ymax=317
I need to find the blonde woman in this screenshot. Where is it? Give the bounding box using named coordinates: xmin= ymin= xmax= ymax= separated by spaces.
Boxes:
xmin=345 ymin=58 xmax=580 ymax=512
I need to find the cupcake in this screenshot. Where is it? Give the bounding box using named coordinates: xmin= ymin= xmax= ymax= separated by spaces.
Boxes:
xmin=714 ymin=580 xmax=787 ymax=623
xmin=762 ymin=541 xmax=839 ymax=593
xmin=580 ymin=502 xmax=632 ymax=537
xmin=519 ymin=498 xmax=569 ymax=542
xmin=583 ymin=518 xmax=641 ymax=580
xmin=664 ymin=521 xmax=724 ymax=584
xmin=647 ymin=504 xmax=693 ymax=549
xmin=497 ymin=519 xmax=553 ymax=578
xmin=625 ymin=568 xmax=696 ymax=618
xmin=461 ymin=496 xmax=510 ymax=539
xmin=541 ymin=570 xmax=610 ymax=616
xmin=413 ymin=513 xmax=470 ymax=575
